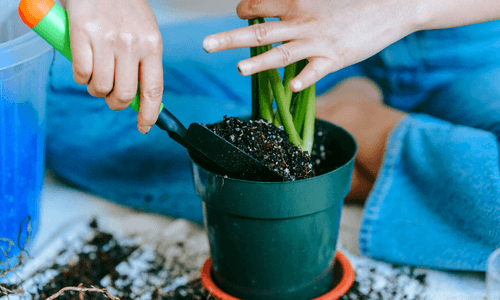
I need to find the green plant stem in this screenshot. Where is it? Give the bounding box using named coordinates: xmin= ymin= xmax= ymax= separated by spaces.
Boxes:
xmin=300 ymin=84 xmax=315 ymax=153
xmin=274 ymin=63 xmax=296 ymax=127
xmin=258 ymin=71 xmax=274 ymax=122
xmin=249 ymin=18 xmax=264 ymax=120
xmin=292 ymin=91 xmax=305 ymax=134
xmin=289 ymin=60 xmax=306 ymax=133
xmin=249 ymin=18 xmax=275 ymax=122
xmin=250 ymin=46 xmax=259 ymax=120
xmin=271 ymin=69 xmax=283 ymax=126
xmin=255 ymin=43 xmax=274 ymax=122
xmin=273 ymin=111 xmax=283 ymax=127
xmin=267 ymin=69 xmax=302 ymax=147
xmin=283 ymin=63 xmax=296 ymax=101
xmin=248 ymin=18 xmax=315 ymax=152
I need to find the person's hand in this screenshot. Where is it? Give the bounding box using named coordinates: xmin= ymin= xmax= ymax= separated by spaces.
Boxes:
xmin=202 ymin=0 xmax=424 ymax=92
xmin=64 ymin=0 xmax=163 ymax=134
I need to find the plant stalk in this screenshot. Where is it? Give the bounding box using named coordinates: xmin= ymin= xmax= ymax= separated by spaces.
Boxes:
xmin=267 ymin=69 xmax=302 ymax=147
xmin=249 ymin=18 xmax=315 ymax=153
xmin=300 ymin=84 xmax=315 ymax=153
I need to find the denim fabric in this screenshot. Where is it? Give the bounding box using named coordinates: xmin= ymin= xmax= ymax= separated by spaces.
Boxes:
xmin=47 ymin=16 xmax=500 ymax=270
xmin=360 ymin=113 xmax=500 ymax=271
xmin=359 ymin=22 xmax=500 ymax=271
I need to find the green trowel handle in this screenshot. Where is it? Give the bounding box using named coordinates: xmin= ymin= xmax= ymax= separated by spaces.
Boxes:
xmin=27 ymin=1 xmax=162 ymax=114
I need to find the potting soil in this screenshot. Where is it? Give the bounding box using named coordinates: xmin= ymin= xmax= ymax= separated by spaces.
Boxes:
xmin=207 ymin=116 xmax=315 ymax=181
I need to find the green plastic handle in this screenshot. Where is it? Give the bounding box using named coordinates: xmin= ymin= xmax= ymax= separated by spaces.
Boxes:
xmin=31 ymin=2 xmax=162 ymax=113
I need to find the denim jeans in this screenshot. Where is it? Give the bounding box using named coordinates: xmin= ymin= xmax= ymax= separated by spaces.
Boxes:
xmin=356 ymin=21 xmax=500 ymax=271
xmin=46 ymin=17 xmax=500 ymax=270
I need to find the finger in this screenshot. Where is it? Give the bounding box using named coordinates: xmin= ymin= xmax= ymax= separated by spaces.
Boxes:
xmin=87 ymin=47 xmax=115 ymax=98
xmin=70 ymin=29 xmax=93 ymax=85
xmin=203 ymin=20 xmax=300 ymax=53
xmin=289 ymin=57 xmax=336 ymax=92
xmin=105 ymin=52 xmax=139 ymax=111
xmin=236 ymin=41 xmax=316 ymax=75
xmin=236 ymin=0 xmax=289 ymax=19
xmin=136 ymin=54 xmax=164 ymax=134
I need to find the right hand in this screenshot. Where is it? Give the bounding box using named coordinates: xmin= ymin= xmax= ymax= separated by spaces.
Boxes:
xmin=203 ymin=0 xmax=424 ymax=93
xmin=203 ymin=0 xmax=500 ymax=93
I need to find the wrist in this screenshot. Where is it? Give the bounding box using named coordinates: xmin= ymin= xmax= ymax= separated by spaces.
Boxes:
xmin=405 ymin=0 xmax=432 ymax=32
xmin=406 ymin=0 xmax=500 ymax=31
xmin=411 ymin=0 xmax=450 ymax=31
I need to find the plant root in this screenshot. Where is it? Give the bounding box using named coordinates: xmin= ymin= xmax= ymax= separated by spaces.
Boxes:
xmin=0 ymin=216 xmax=32 ymax=279
xmin=45 ymin=283 xmax=120 ymax=300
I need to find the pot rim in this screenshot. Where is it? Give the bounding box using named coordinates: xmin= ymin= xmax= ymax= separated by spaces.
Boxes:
xmin=200 ymin=250 xmax=355 ymax=300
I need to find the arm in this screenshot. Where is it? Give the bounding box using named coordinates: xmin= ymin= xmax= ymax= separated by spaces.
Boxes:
xmin=61 ymin=0 xmax=163 ymax=134
xmin=203 ymin=0 xmax=500 ymax=93
xmin=421 ymin=0 xmax=500 ymax=30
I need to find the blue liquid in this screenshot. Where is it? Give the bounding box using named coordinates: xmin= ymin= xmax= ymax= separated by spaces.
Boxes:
xmin=0 ymin=50 xmax=52 ymax=271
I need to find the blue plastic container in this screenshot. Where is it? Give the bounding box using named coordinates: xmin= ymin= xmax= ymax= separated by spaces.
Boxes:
xmin=0 ymin=9 xmax=53 ymax=272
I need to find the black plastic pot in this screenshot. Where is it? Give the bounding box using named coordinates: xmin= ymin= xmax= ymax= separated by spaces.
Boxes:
xmin=189 ymin=119 xmax=357 ymax=300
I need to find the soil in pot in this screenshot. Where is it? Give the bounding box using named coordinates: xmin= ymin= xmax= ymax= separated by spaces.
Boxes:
xmin=207 ymin=116 xmax=336 ymax=181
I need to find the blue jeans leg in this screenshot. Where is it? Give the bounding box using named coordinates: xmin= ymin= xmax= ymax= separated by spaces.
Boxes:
xmin=360 ymin=65 xmax=500 ymax=270
xmin=420 ymin=65 xmax=500 ymax=139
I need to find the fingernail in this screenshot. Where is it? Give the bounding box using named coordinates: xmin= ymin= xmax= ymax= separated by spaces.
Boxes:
xmin=203 ymin=38 xmax=219 ymax=52
xmin=291 ymin=80 xmax=302 ymax=91
xmin=139 ymin=126 xmax=152 ymax=134
xmin=237 ymin=62 xmax=252 ymax=75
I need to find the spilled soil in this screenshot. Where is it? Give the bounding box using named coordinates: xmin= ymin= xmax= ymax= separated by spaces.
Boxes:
xmin=0 ymin=220 xmax=427 ymax=300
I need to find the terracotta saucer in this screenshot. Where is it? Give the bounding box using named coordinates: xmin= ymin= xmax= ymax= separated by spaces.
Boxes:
xmin=200 ymin=250 xmax=355 ymax=300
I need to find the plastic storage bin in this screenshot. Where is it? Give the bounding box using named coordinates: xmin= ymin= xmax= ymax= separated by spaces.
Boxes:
xmin=0 ymin=8 xmax=53 ymax=272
